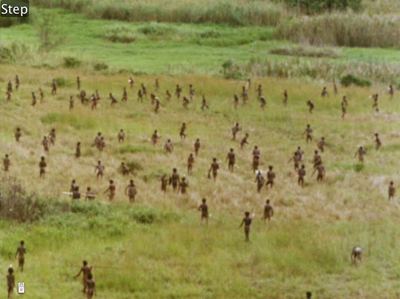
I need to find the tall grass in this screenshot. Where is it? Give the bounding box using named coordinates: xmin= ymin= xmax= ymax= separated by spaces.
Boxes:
xmin=277 ymin=13 xmax=400 ymax=47
xmin=31 ymin=0 xmax=287 ymax=26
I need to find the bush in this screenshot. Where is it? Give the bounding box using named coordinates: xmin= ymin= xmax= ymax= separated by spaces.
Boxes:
xmin=281 ymin=0 xmax=362 ymax=13
xmin=63 ymin=56 xmax=81 ymax=68
xmin=53 ymin=77 xmax=68 ymax=87
xmin=221 ymin=59 xmax=244 ymax=79
xmin=0 ymin=42 xmax=34 ymax=64
xmin=93 ymin=62 xmax=109 ymax=71
xmin=270 ymin=46 xmax=340 ymax=58
xmin=340 ymin=74 xmax=371 ymax=87
xmin=104 ymin=26 xmax=137 ymax=43
xmin=0 ymin=177 xmax=67 ymax=222
xmin=137 ymin=23 xmax=177 ymax=36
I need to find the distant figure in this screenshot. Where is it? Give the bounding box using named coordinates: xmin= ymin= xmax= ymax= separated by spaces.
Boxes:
xmin=306 ymin=291 xmax=312 ymax=299
xmin=39 ymin=156 xmax=47 ymax=178
xmin=304 ymin=124 xmax=313 ymax=143
xmin=231 ymin=122 xmax=241 ymax=140
xmin=3 ymin=154 xmax=10 ymax=172
xmin=15 ymin=241 xmax=26 ymax=272
xmin=321 ymin=86 xmax=328 ymax=97
xmin=208 ymin=158 xmax=219 ymax=181
xmin=198 ymin=198 xmax=209 ymax=225
xmin=7 ymin=266 xmax=15 ymax=299
xmin=388 ymin=181 xmax=395 ymax=200
xmin=283 ymin=89 xmax=288 ymax=106
xmin=51 ymin=79 xmax=57 ymax=95
xmin=14 ymin=127 xmax=21 ymax=142
xmin=226 ymin=148 xmax=236 ymax=172
xmin=307 ymin=100 xmax=314 ymax=113
xmin=104 ymin=180 xmax=116 ymax=201
xmin=125 ymin=180 xmax=137 ymax=203
xmin=86 ymin=272 xmax=96 ymax=299
xmin=298 ymin=164 xmax=306 ymax=187
xmin=354 ymin=146 xmax=366 ymax=163
xmin=263 ymin=200 xmax=274 ymax=222
xmin=194 ymin=138 xmax=201 ymax=156
xmin=266 ymin=166 xmax=276 ymax=189
xmin=76 ymin=76 xmax=81 ymax=90
xmin=118 ymin=129 xmax=126 ymax=143
xmin=374 ymin=133 xmax=382 ymax=150
xmin=239 ymin=211 xmax=252 ymax=242
xmin=74 ymin=260 xmax=92 ymax=293
xmin=317 ymin=137 xmax=326 ymax=153
xmin=75 ymin=142 xmax=81 ymax=158
xmin=351 ymin=246 xmax=363 ymax=265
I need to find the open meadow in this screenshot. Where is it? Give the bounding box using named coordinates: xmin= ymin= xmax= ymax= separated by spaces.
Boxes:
xmin=0 ymin=0 xmax=400 ymax=298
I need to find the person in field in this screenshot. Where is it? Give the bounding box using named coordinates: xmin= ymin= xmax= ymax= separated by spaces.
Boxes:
xmin=239 ymin=211 xmax=252 ymax=242
xmin=14 ymin=127 xmax=21 ymax=142
xmin=118 ymin=129 xmax=126 ymax=143
xmin=161 ymin=174 xmax=168 ymax=192
xmin=351 ymin=246 xmax=363 ymax=265
xmin=255 ymin=170 xmax=265 ymax=193
xmin=226 ymin=148 xmax=236 ymax=172
xmin=75 ymin=142 xmax=81 ymax=158
xmin=3 ymin=154 xmax=10 ymax=172
xmin=7 ymin=266 xmax=15 ymax=299
xmin=151 ymin=130 xmax=160 ymax=145
xmin=208 ymin=158 xmax=219 ymax=181
xmin=231 ymin=122 xmax=241 ymax=140
xmin=125 ymin=180 xmax=137 ymax=203
xmin=233 ymin=94 xmax=239 ymax=109
xmin=15 ymin=241 xmax=26 ymax=272
xmin=169 ymin=168 xmax=180 ymax=192
xmin=198 ymin=198 xmax=209 ymax=225
xmin=321 ymin=86 xmax=328 ymax=97
xmin=179 ymin=177 xmax=188 ymax=194
xmin=69 ymin=95 xmax=74 ymax=110
xmin=76 ymin=76 xmax=81 ymax=90
xmin=31 ymin=92 xmax=37 ymax=106
xmin=388 ymin=181 xmax=395 ymax=200
xmin=372 ymin=93 xmax=379 ymax=112
xmin=263 ymin=200 xmax=274 ymax=222
xmin=374 ymin=133 xmax=382 ymax=150
xmin=201 ymin=96 xmax=209 ymax=110
xmin=164 ymin=139 xmax=174 ymax=153
xmin=194 ymin=138 xmax=201 ymax=156
xmin=317 ymin=137 xmax=326 ymax=153
xmin=355 ymin=146 xmax=366 ymax=163
xmin=240 ymin=133 xmax=249 ymax=149
xmin=85 ymin=272 xmax=95 ymax=299
xmin=121 ymin=87 xmax=128 ymax=102
xmin=313 ymin=150 xmax=322 ymax=170
xmin=298 ymin=164 xmax=306 ymax=187
xmin=252 ymin=146 xmax=260 ymax=171
xmin=74 ymin=260 xmax=92 ymax=293
xmin=304 ymin=124 xmax=313 ymax=143
xmin=179 ymin=122 xmax=187 ymax=139
xmin=312 ymin=164 xmax=326 ymax=182
xmin=15 ymin=75 xmax=20 ymax=90
xmin=104 ymin=180 xmax=116 ymax=201
xmin=341 ymin=96 xmax=348 ymax=119
xmin=39 ymin=156 xmax=47 ymax=178
xmin=187 ymin=153 xmax=195 ymax=175
xmin=307 ymin=100 xmax=314 ymax=113
xmin=266 ymin=166 xmax=276 ymax=189
xmin=51 ymin=79 xmax=57 ymax=95
xmin=283 ymin=89 xmax=288 ymax=106
xmin=95 ymin=160 xmax=104 ymax=179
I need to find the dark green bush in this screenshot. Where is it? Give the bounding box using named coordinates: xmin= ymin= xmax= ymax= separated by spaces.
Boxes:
xmin=63 ymin=56 xmax=81 ymax=68
xmin=281 ymin=0 xmax=362 ymax=13
xmin=93 ymin=62 xmax=109 ymax=71
xmin=340 ymin=74 xmax=371 ymax=87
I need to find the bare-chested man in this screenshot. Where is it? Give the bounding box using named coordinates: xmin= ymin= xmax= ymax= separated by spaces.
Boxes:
xmin=14 ymin=127 xmax=21 ymax=142
xmin=283 ymin=89 xmax=288 ymax=106
xmin=49 ymin=128 xmax=56 ymax=145
xmin=252 ymin=146 xmax=261 ymax=171
xmin=374 ymin=133 xmax=382 ymax=150
xmin=372 ymin=93 xmax=379 ymax=112
xmin=208 ymin=158 xmax=219 ymax=181
xmin=76 ymin=76 xmax=81 ymax=90
xmin=51 ymin=79 xmax=57 ymax=95
xmin=161 ymin=174 xmax=168 ymax=192
xmin=198 ymin=198 xmax=209 ymax=224
xmin=118 ymin=129 xmax=126 ymax=143
xmin=313 ymin=150 xmax=322 ymax=170
xmin=125 ymin=180 xmax=137 ymax=203
xmin=194 ymin=138 xmax=201 ymax=156
xmin=151 ymin=130 xmax=160 ymax=145
xmin=298 ymin=164 xmax=306 ymax=187
xmin=312 ymin=164 xmax=325 ymax=182
xmin=321 ymin=86 xmax=328 ymax=97
xmin=304 ymin=124 xmax=313 ymax=143
xmin=42 ymin=136 xmax=50 ymax=153
xmin=233 ymin=94 xmax=239 ymax=109
xmin=231 ymin=122 xmax=241 ymax=140
xmin=263 ymin=200 xmax=274 ymax=222
xmin=75 ymin=142 xmax=81 ymax=158
xmin=179 ymin=177 xmax=188 ymax=194
xmin=266 ymin=166 xmax=276 ymax=188
xmin=104 ymin=180 xmax=116 ymax=201
xmin=317 ymin=137 xmax=326 ymax=153
xmin=179 ymin=123 xmax=187 ymax=139
xmin=169 ymin=168 xmax=180 ymax=191
xmin=74 ymin=260 xmax=92 ymax=293
xmin=388 ymin=181 xmax=395 ymax=200
xmin=121 ymin=87 xmax=128 ymax=102
xmin=240 ymin=133 xmax=249 ymax=149
xmin=307 ymin=100 xmax=314 ymax=113
xmin=201 ymin=96 xmax=209 ymax=110
xmin=226 ymin=148 xmax=236 ymax=172
xmin=6 ymin=266 xmax=15 ymax=299
xmin=341 ymin=96 xmax=348 ymax=119
xmin=164 ymin=139 xmax=174 ymax=153
xmin=95 ymin=160 xmax=104 ymax=179
xmin=15 ymin=241 xmax=26 ymax=272
xmin=39 ymin=156 xmax=47 ymax=178
xmin=239 ymin=211 xmax=252 ymax=242
xmin=255 ymin=170 xmax=265 ymax=193
xmin=3 ymin=154 xmax=10 ymax=172
xmin=86 ymin=273 xmax=95 ymax=299
xmin=355 ymin=146 xmax=366 ymax=163
xmin=187 ymin=153 xmax=195 ymax=175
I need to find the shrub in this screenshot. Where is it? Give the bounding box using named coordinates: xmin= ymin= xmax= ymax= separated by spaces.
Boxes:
xmin=137 ymin=23 xmax=176 ymax=36
xmin=0 ymin=177 xmax=67 ymax=222
xmin=340 ymin=74 xmax=371 ymax=87
xmin=104 ymin=26 xmax=137 ymax=43
xmin=281 ymin=0 xmax=362 ymax=14
xmin=53 ymin=77 xmax=68 ymax=87
xmin=221 ymin=59 xmax=244 ymax=79
xmin=270 ymin=46 xmax=340 ymax=58
xmin=63 ymin=56 xmax=81 ymax=68
xmin=93 ymin=62 xmax=109 ymax=71
xmin=0 ymin=42 xmax=34 ymax=64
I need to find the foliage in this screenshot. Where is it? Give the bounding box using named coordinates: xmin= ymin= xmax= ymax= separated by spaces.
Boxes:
xmin=281 ymin=0 xmax=362 ymax=13
xmin=340 ymin=74 xmax=371 ymax=87
xmin=63 ymin=56 xmax=81 ymax=68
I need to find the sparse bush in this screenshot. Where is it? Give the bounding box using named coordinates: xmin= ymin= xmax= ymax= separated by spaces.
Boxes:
xmin=340 ymin=74 xmax=371 ymax=87
xmin=0 ymin=177 xmax=67 ymax=222
xmin=93 ymin=62 xmax=109 ymax=71
xmin=53 ymin=77 xmax=68 ymax=87
xmin=0 ymin=42 xmax=34 ymax=64
xmin=270 ymin=46 xmax=340 ymax=58
xmin=35 ymin=10 xmax=64 ymax=52
xmin=137 ymin=23 xmax=177 ymax=36
xmin=198 ymin=30 xmax=222 ymax=39
xmin=63 ymin=56 xmax=81 ymax=68
xmin=276 ymin=13 xmax=400 ymax=48
xmin=104 ymin=26 xmax=137 ymax=43
xmin=281 ymin=0 xmax=362 ymax=13
xmin=221 ymin=59 xmax=244 ymax=79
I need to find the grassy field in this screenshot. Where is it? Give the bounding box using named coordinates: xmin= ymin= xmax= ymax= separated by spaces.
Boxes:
xmin=0 ymin=64 xmax=399 ymax=298
xmin=1 ymin=9 xmax=400 ymax=80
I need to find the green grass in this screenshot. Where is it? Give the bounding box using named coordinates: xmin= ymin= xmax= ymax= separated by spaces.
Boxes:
xmin=1 ymin=9 xmax=400 ymax=78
